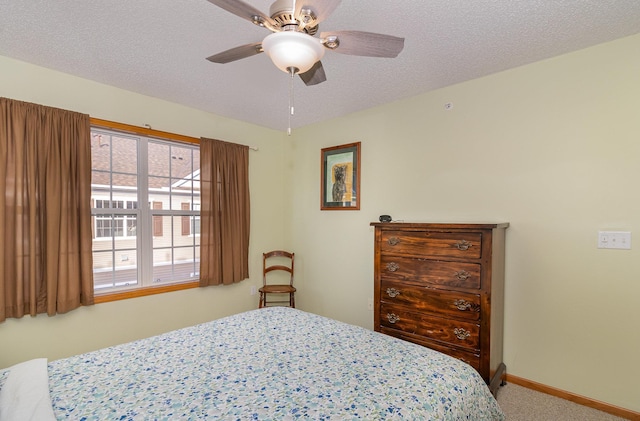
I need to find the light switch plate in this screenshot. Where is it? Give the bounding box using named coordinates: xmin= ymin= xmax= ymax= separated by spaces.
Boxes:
xmin=598 ymin=231 xmax=632 ymax=249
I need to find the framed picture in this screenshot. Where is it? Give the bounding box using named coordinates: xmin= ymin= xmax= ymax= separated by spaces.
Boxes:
xmin=321 ymin=142 xmax=361 ymax=210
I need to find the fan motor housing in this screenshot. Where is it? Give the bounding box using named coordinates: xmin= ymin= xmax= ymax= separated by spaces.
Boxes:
xmin=269 ymin=0 xmax=318 ymax=35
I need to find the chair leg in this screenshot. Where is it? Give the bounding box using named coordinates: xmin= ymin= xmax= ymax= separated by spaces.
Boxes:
xmin=259 ymin=292 xmax=264 ymax=308
xmin=290 ymin=292 xmax=295 ymax=308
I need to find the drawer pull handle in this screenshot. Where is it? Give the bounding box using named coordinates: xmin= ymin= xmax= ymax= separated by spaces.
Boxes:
xmin=454 ymin=328 xmax=471 ymax=340
xmin=386 ymin=262 xmax=400 ymax=272
xmin=453 ymin=299 xmax=480 ymax=312
xmin=453 ymin=299 xmax=471 ymax=311
xmin=454 ymin=240 xmax=472 ymax=251
xmin=454 ymin=270 xmax=470 ymax=281
xmin=387 ymin=237 xmax=400 ymax=246
xmin=386 ymin=287 xmax=401 ymax=298
xmin=386 ymin=313 xmax=400 ymax=324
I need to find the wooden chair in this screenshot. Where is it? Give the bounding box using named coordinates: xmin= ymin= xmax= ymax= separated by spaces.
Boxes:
xmin=259 ymin=250 xmax=296 ymax=308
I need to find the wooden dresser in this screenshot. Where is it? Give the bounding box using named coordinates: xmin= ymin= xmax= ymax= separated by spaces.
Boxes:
xmin=371 ymin=222 xmax=508 ymax=395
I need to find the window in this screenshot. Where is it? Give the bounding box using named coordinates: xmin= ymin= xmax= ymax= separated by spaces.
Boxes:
xmin=192 ymin=203 xmax=201 ymax=235
xmin=182 ymin=202 xmax=201 ymax=236
xmin=91 ymin=129 xmax=200 ymax=294
xmin=94 ymin=199 xmax=138 ymax=238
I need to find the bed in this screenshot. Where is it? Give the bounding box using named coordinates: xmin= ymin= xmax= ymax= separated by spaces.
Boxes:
xmin=0 ymin=307 xmax=504 ymax=420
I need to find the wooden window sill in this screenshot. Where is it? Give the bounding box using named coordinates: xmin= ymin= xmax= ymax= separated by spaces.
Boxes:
xmin=94 ymin=281 xmax=199 ymax=304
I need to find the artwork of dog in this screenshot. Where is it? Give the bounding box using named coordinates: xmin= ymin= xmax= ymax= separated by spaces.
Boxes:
xmin=332 ymin=164 xmax=347 ymax=202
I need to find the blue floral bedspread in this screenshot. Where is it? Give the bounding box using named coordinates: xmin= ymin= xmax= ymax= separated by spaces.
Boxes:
xmin=48 ymin=307 xmax=505 ymax=420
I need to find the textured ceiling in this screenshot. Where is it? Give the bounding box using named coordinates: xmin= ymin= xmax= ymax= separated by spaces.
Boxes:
xmin=1 ymin=1 xmax=639 ymax=132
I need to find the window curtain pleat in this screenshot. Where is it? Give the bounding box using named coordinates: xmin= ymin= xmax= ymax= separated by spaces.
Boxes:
xmin=199 ymin=137 xmax=250 ymax=286
xmin=0 ymin=97 xmax=94 ymax=322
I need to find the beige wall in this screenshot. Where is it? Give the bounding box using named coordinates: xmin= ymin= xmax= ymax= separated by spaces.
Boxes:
xmin=2 ymin=32 xmax=640 ymax=413
xmin=0 ymin=55 xmax=290 ymax=365
xmin=288 ymin=33 xmax=640 ymax=412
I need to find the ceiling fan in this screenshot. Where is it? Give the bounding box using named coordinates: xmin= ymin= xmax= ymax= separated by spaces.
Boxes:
xmin=205 ymin=0 xmax=405 ymax=86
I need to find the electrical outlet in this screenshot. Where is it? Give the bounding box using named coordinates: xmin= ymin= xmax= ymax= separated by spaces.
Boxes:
xmin=250 ymin=285 xmax=257 ymax=296
xmin=367 ymin=298 xmax=373 ymax=311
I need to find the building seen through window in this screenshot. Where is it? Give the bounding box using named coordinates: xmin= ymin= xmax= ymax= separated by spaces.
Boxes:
xmin=91 ymin=129 xmax=200 ymax=293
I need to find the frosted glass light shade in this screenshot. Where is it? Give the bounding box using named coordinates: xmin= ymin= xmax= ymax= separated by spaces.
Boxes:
xmin=262 ymin=31 xmax=325 ymax=74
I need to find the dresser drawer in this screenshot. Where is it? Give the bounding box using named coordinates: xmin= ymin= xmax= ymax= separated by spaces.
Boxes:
xmin=381 ymin=327 xmax=481 ymax=371
xmin=380 ymin=230 xmax=482 ymax=259
xmin=381 ymin=279 xmax=481 ymax=321
xmin=379 ymin=304 xmax=480 ymax=351
xmin=379 ymin=255 xmax=481 ymax=289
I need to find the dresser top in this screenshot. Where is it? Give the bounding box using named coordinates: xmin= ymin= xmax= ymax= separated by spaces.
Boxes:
xmin=370 ymin=222 xmax=509 ymax=229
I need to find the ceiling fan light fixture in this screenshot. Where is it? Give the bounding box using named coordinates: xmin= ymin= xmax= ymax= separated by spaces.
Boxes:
xmin=262 ymin=31 xmax=325 ymax=74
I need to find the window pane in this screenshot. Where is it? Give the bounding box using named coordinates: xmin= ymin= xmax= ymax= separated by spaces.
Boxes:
xmin=148 ymin=141 xmax=200 ymax=211
xmin=149 ymin=176 xmax=170 ymax=193
xmin=114 ymin=214 xmax=137 ymax=247
xmin=151 ymin=248 xmax=198 ymax=284
xmin=112 ymin=174 xmax=138 ymax=196
xmin=92 ymin=250 xmax=139 ymax=291
xmin=170 ymin=147 xmax=197 ymax=194
xmin=95 ymin=216 xmax=112 ymax=238
xmin=148 ymin=142 xmax=170 ymax=177
xmin=151 ymin=216 xmax=199 ymax=283
xmin=151 ymin=215 xmax=170 ymax=247
xmin=92 ymin=212 xmax=138 ymax=291
xmin=111 ymin=136 xmax=137 ymax=174
xmin=192 ymin=149 xmax=201 ymax=196
xmin=172 ymin=213 xmax=199 ymax=278
xmin=91 ymin=133 xmax=111 ymax=171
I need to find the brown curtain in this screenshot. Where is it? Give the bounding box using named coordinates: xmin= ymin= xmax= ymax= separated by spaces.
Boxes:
xmin=199 ymin=137 xmax=250 ymax=286
xmin=0 ymin=98 xmax=94 ymax=322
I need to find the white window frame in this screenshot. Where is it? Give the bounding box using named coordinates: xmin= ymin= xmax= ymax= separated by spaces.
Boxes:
xmin=91 ymin=128 xmax=200 ymax=294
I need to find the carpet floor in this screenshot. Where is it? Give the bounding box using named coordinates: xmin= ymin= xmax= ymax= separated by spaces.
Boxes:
xmin=496 ymin=383 xmax=628 ymax=420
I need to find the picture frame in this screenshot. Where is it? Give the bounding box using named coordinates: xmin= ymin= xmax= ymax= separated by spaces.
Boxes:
xmin=321 ymin=142 xmax=361 ymax=210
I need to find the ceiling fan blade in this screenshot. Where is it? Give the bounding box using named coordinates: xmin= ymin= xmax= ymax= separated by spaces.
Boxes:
xmin=320 ymin=30 xmax=405 ymax=58
xmin=294 ymin=0 xmax=341 ymax=25
xmin=206 ymin=42 xmax=263 ymax=64
xmin=299 ymin=61 xmax=327 ymax=86
xmin=206 ymin=0 xmax=275 ymax=28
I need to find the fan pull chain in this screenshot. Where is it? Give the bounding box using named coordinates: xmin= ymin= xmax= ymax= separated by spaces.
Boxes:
xmin=288 ymin=67 xmax=295 ymax=136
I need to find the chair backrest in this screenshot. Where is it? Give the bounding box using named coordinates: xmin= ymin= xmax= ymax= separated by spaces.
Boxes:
xmin=262 ymin=250 xmax=294 ymax=287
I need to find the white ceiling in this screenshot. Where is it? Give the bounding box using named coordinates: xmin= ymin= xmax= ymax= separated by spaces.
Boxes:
xmin=1 ymin=1 xmax=639 ymax=132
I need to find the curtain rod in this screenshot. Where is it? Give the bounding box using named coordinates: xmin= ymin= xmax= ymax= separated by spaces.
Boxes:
xmin=90 ymin=118 xmax=258 ymax=151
